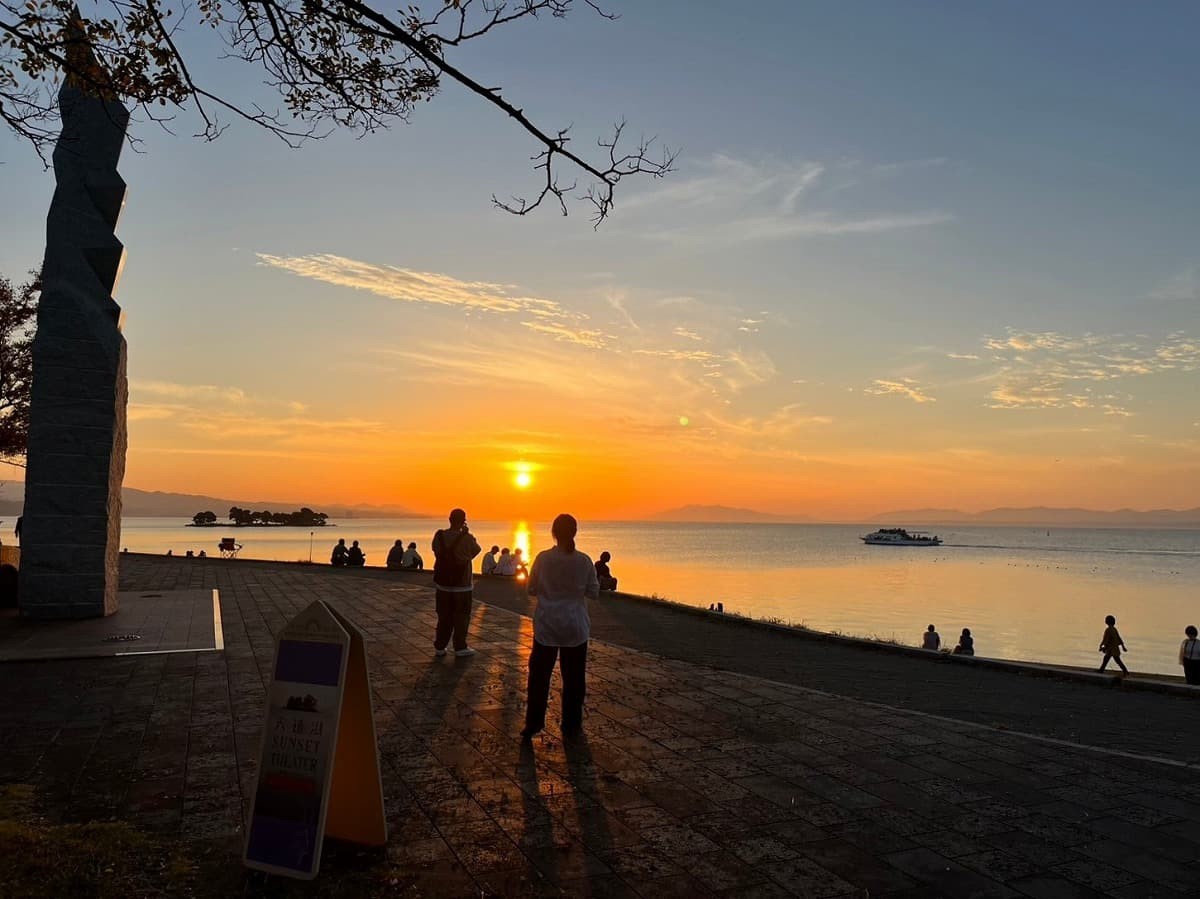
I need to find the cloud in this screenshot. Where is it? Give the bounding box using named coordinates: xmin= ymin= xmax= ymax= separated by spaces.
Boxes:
xmin=704 ymin=403 xmax=833 ymax=438
xmin=673 ymin=327 xmax=704 ymax=342
xmin=865 ymin=378 xmax=936 ymax=403
xmin=946 ymin=352 xmax=980 ymax=361
xmin=521 ymin=320 xmax=612 ymax=349
xmin=622 ymin=154 xmax=954 ymax=245
xmin=973 ymin=329 xmax=1200 ymax=413
xmin=634 ymin=348 xmax=721 ymax=363
xmin=604 ymin=291 xmax=640 ymax=331
xmin=131 ymin=379 xmax=247 ymax=403
xmin=1145 ymin=266 xmax=1200 ymax=303
xmin=256 ymin=253 xmax=567 ymax=319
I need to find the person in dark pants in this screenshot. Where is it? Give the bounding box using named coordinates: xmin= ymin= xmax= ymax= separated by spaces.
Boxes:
xmin=522 ymin=514 xmax=600 ymax=739
xmin=1180 ymin=626 xmax=1200 ymax=685
xmin=1098 ymin=614 xmax=1128 ymax=674
xmin=432 ymin=508 xmax=481 ymax=657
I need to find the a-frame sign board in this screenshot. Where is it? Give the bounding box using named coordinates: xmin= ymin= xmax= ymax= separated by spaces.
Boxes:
xmin=243 ymin=600 xmax=387 ymax=880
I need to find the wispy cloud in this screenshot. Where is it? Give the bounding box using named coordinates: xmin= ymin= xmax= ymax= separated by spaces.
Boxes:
xmin=256 ymin=253 xmax=567 ymax=319
xmin=131 ymin=379 xmax=247 ymax=403
xmin=622 ymin=154 xmax=954 ymax=245
xmin=974 ymin=329 xmax=1200 ymax=413
xmin=521 ymin=320 xmax=612 ymax=349
xmin=704 ymin=403 xmax=833 ymax=438
xmin=604 ymin=290 xmax=640 ymax=331
xmin=865 ymin=378 xmax=936 ymax=403
xmin=1145 ymin=266 xmax=1200 ymax=303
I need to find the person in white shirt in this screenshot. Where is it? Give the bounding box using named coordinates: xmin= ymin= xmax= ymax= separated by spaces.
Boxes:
xmin=922 ymin=624 xmax=940 ymax=651
xmin=521 ymin=514 xmax=599 ymax=739
xmin=401 ymin=542 xmax=423 ymax=570
xmin=481 ymin=545 xmax=499 ymax=575
xmin=1180 ymin=625 xmax=1200 ymax=685
xmin=494 ymin=547 xmax=517 ymax=576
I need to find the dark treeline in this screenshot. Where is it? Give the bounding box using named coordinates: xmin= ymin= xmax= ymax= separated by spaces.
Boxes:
xmin=190 ymin=507 xmax=329 ymax=527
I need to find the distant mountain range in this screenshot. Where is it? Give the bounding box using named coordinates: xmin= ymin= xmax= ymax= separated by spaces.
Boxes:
xmin=871 ymin=507 xmax=1200 ymax=527
xmin=647 ymin=505 xmax=813 ymax=523
xmin=0 ymin=483 xmax=426 ymax=519
xmin=648 ymin=503 xmax=1200 ymax=527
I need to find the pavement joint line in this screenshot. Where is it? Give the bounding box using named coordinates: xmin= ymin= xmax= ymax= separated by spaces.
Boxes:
xmin=468 ymin=592 xmax=1200 ymax=773
xmin=212 ymin=588 xmax=225 ymax=651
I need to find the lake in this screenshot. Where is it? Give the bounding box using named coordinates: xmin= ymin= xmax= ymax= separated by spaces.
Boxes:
xmin=115 ymin=517 xmax=1199 ymax=676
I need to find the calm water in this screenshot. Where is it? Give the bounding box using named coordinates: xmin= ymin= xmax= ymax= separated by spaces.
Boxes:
xmin=120 ymin=518 xmax=1200 ymax=676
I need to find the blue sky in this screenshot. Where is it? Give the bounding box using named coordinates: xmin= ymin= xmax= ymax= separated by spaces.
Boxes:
xmin=1 ymin=1 xmax=1198 ymax=516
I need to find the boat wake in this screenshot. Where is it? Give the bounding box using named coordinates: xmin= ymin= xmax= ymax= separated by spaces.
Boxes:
xmin=943 ymin=542 xmax=1200 ymax=558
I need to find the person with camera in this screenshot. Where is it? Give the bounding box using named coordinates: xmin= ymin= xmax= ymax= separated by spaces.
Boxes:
xmin=431 ymin=508 xmax=482 ymax=657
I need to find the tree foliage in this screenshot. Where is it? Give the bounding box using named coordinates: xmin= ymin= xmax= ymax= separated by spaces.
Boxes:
xmin=1 ymin=0 xmax=674 ymax=223
xmin=225 ymin=505 xmax=327 ymax=526
xmin=0 ymin=270 xmax=38 ymax=465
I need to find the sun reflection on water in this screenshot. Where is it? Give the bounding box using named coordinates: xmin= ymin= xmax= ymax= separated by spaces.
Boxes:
xmin=513 ymin=521 xmax=532 ymax=580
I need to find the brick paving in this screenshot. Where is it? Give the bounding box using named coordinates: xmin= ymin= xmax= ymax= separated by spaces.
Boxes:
xmin=2 ymin=555 xmax=1200 ymax=897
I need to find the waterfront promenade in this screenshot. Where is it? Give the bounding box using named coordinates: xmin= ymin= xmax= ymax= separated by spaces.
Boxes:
xmin=2 ymin=555 xmax=1199 ymax=896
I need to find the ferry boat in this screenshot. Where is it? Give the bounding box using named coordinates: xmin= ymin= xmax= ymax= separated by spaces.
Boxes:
xmin=861 ymin=527 xmax=942 ymax=546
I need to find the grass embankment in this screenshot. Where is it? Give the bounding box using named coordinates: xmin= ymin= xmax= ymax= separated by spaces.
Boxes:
xmin=0 ymin=785 xmax=418 ymax=897
xmin=0 ymin=785 xmax=201 ymax=897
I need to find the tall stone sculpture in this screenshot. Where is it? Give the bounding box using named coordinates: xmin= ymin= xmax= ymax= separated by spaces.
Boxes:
xmin=20 ymin=33 xmax=130 ymax=619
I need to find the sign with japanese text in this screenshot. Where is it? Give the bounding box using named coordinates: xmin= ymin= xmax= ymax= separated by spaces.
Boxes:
xmin=244 ymin=601 xmax=350 ymax=879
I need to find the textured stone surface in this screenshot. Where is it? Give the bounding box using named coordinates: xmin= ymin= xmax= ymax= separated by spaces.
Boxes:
xmin=4 ymin=555 xmax=1200 ymax=896
xmin=20 ymin=57 xmax=130 ymax=619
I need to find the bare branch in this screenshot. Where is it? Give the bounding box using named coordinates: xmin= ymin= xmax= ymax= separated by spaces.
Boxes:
xmin=0 ymin=0 xmax=673 ymax=221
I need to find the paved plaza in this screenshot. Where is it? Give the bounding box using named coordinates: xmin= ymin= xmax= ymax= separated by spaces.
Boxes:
xmin=2 ymin=555 xmax=1199 ymax=897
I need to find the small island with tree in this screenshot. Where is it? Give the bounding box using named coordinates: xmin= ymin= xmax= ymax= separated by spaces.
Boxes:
xmin=190 ymin=507 xmax=330 ymax=528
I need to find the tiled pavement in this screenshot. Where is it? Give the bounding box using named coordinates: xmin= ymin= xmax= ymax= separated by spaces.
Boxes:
xmin=3 ymin=556 xmax=1200 ymax=897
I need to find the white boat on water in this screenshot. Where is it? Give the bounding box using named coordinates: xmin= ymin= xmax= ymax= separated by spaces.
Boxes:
xmin=862 ymin=528 xmax=942 ymax=546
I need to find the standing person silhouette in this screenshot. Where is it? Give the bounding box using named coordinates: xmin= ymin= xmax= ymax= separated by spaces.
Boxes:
xmin=521 ymin=514 xmax=600 ymax=740
xmin=1179 ymin=626 xmax=1200 ymax=685
xmin=1098 ymin=614 xmax=1129 ymax=674
xmin=431 ymin=508 xmax=481 ymax=657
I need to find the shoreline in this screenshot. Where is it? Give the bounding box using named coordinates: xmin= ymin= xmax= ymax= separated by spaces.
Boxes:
xmin=124 ymin=552 xmax=1195 ymax=695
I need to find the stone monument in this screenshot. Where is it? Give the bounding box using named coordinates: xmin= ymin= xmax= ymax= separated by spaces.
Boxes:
xmin=19 ymin=31 xmax=130 ymax=618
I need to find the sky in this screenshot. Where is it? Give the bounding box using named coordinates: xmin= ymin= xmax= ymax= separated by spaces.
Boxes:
xmin=2 ymin=0 xmax=1199 ymax=520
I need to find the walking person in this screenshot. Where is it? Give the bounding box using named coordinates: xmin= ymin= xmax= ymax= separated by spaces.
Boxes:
xmin=1180 ymin=626 xmax=1200 ymax=685
xmin=521 ymin=514 xmax=599 ymax=740
xmin=432 ymin=508 xmax=482 ymax=657
xmin=1098 ymin=614 xmax=1129 ymax=674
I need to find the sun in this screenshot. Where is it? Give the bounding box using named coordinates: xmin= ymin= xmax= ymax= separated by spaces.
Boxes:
xmin=514 ymin=471 xmax=533 ymax=489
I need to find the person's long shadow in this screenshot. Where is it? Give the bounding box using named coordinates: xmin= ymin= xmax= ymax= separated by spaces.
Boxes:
xmin=561 ymin=732 xmax=618 ymax=863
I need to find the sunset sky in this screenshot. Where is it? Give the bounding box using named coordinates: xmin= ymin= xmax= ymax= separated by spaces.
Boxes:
xmin=2 ymin=1 xmax=1199 ymax=520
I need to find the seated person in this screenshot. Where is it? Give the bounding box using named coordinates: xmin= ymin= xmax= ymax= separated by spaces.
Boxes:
xmin=481 ymin=545 xmax=500 ymax=575
xmin=922 ymin=624 xmax=940 ymax=651
xmin=595 ymin=551 xmax=618 ymax=591
xmin=386 ymin=539 xmax=406 ymax=569
xmin=401 ymin=542 xmax=424 ymax=570
xmin=953 ymin=628 xmax=975 ymax=656
xmin=346 ymin=540 xmax=366 ymax=567
xmin=494 ymin=547 xmax=517 ymax=576
xmin=331 ymin=539 xmax=348 ymax=566
xmin=512 ymin=547 xmax=528 ymax=578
